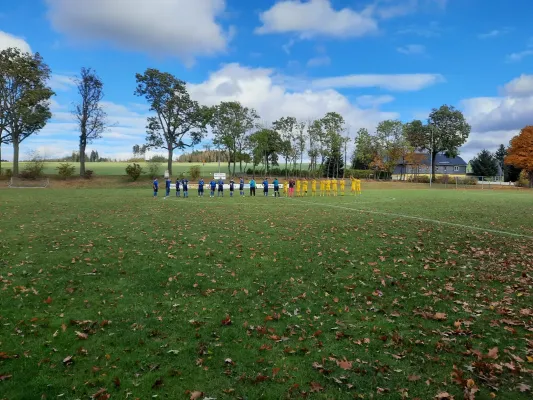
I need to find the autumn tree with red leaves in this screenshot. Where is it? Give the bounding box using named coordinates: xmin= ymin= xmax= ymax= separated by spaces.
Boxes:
xmin=505 ymin=126 xmax=533 ymax=187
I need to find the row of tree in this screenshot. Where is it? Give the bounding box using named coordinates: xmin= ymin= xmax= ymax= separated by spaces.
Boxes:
xmin=1 ymin=47 xmax=532 ymax=184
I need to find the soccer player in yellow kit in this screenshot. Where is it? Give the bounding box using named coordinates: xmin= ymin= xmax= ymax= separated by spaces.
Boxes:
xmin=325 ymin=178 xmax=331 ymax=196
xmin=339 ymin=178 xmax=345 ymax=196
xmin=302 ymin=179 xmax=309 ymax=196
xmin=295 ymin=179 xmax=301 ymax=197
xmin=319 ymin=179 xmax=325 ymax=196
xmin=283 ymin=179 xmax=288 ymax=197
xmin=311 ymin=178 xmax=317 ymax=196
xmin=331 ymin=178 xmax=338 ymax=196
xmin=350 ymin=176 xmax=357 ymax=196
xmin=356 ymin=179 xmax=362 ymax=195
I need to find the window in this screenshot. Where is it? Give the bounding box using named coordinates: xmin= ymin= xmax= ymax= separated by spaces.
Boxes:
xmin=454 ymin=166 xmax=460 ymax=172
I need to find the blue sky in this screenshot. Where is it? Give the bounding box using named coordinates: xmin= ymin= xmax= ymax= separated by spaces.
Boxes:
xmin=1 ymin=0 xmax=533 ymax=162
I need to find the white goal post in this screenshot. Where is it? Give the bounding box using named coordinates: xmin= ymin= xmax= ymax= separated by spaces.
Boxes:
xmin=8 ymin=177 xmax=50 ymax=188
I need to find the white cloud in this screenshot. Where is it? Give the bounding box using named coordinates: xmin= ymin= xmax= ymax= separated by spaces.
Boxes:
xmin=397 ymin=44 xmax=425 ymax=55
xmin=506 ymin=49 xmax=533 ymax=63
xmin=0 ymin=30 xmax=32 ymax=53
xmin=45 ymin=0 xmax=231 ymax=63
xmin=306 ymin=56 xmax=331 ymax=67
xmin=500 ymin=74 xmax=533 ymax=97
xmin=477 ymin=28 xmax=512 ymax=39
xmin=311 ymin=72 xmax=443 ymax=91
xmin=48 ymin=74 xmax=76 ymax=91
xmin=458 ymin=74 xmax=533 ymax=159
xmin=187 ymin=63 xmax=398 ymax=133
xmin=255 ymin=0 xmax=378 ymax=39
xmin=355 ymin=95 xmax=395 ymax=107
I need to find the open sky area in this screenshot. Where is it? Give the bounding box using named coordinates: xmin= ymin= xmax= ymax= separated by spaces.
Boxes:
xmin=1 ymin=0 xmax=532 ymax=162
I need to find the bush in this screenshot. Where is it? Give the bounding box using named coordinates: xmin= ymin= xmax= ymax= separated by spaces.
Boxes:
xmin=150 ymin=155 xmax=167 ymax=163
xmin=461 ymin=177 xmax=478 ymax=186
xmin=125 ymin=163 xmax=143 ymax=181
xmin=516 ymin=170 xmax=530 ymax=187
xmin=435 ymin=174 xmax=451 ymax=184
xmin=407 ymin=175 xmax=430 ymax=183
xmin=148 ymin=161 xmax=161 ymax=178
xmin=56 ymin=163 xmax=75 ymax=179
xmin=84 ymin=170 xmax=94 ymax=180
xmin=188 ymin=165 xmax=201 ymax=181
xmin=19 ymin=156 xmax=45 ymax=179
xmin=5 ymin=168 xmax=12 ymax=178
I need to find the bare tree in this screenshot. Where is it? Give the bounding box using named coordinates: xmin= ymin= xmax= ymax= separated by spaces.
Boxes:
xmin=73 ymin=67 xmax=108 ymax=177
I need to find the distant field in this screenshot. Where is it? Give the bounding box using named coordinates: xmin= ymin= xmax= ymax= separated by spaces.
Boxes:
xmin=0 ymin=162 xmax=310 ymax=177
xmin=1 ymin=187 xmax=532 ymax=399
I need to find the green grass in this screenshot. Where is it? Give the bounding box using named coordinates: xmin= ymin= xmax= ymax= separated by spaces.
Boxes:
xmin=0 ymin=161 xmax=300 ymax=177
xmin=1 ymin=188 xmax=532 ymax=399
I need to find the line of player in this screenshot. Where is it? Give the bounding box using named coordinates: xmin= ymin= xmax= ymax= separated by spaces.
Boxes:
xmin=152 ymin=177 xmax=362 ymax=198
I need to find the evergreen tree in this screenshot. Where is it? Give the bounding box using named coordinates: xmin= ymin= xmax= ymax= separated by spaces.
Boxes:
xmin=471 ymin=149 xmax=498 ymax=177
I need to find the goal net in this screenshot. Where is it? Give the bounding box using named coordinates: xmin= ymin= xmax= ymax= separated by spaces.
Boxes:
xmin=8 ymin=177 xmax=50 ymax=188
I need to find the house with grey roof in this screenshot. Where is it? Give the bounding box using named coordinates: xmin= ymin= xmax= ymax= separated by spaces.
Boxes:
xmin=393 ymin=153 xmax=468 ymax=178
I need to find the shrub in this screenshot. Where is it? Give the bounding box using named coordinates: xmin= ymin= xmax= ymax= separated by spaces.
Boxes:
xmin=84 ymin=170 xmax=94 ymax=180
xmin=147 ymin=161 xmax=161 ymax=178
xmin=407 ymin=175 xmax=430 ymax=183
xmin=462 ymin=177 xmax=478 ymax=186
xmin=188 ymin=165 xmax=201 ymax=181
xmin=5 ymin=168 xmax=12 ymax=178
xmin=435 ymin=174 xmax=451 ymax=184
xmin=56 ymin=163 xmax=75 ymax=179
xmin=516 ymin=170 xmax=530 ymax=187
xmin=125 ymin=163 xmax=143 ymax=181
xmin=19 ymin=156 xmax=45 ymax=179
xmin=150 ymin=155 xmax=167 ymax=163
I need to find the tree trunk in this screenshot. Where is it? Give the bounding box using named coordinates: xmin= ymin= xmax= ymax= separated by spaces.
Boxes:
xmin=167 ymin=148 xmax=173 ymax=175
xmin=79 ymin=142 xmax=86 ymax=177
xmin=13 ymin=136 xmax=19 ymax=175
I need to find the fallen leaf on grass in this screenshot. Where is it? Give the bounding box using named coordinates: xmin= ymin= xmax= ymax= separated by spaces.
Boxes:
xmin=517 ymin=383 xmax=531 ymax=392
xmin=272 ymin=367 xmax=280 ymax=378
xmin=91 ymin=388 xmax=110 ymax=400
xmin=221 ymin=315 xmax=232 ymax=326
xmin=487 ymin=347 xmax=499 ymax=360
xmin=310 ymin=381 xmax=324 ymax=392
xmin=152 ymin=377 xmax=163 ymax=389
xmin=75 ymin=331 xmax=88 ymax=340
xmin=435 ymin=392 xmax=454 ymax=399
xmin=113 ymin=376 xmax=120 ymax=388
xmin=189 ymin=391 xmax=203 ymax=400
xmin=62 ymin=355 xmax=73 ymax=365
xmin=44 ymin=296 xmax=52 ymax=304
xmin=0 ymin=374 xmax=13 ymax=381
xmin=408 ymin=375 xmax=421 ymax=381
xmin=337 ymin=359 xmax=352 ymax=370
xmin=433 ymin=312 xmax=447 ymax=321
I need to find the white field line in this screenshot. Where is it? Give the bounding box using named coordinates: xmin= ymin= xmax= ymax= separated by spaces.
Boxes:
xmin=287 ymin=197 xmax=533 ymax=240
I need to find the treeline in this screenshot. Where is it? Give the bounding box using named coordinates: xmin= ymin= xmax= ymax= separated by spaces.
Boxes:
xmin=1 ymin=46 xmax=531 ymax=185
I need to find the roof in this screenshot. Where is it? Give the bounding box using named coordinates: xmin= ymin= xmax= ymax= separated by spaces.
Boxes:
xmin=401 ymin=153 xmax=467 ymax=166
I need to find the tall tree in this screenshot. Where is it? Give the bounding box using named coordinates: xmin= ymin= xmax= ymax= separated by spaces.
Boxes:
xmin=272 ymin=116 xmax=297 ymax=176
xmin=375 ymin=119 xmax=406 ymax=178
xmin=404 ymin=105 xmax=470 ymax=179
xmin=249 ymin=128 xmax=283 ymax=174
xmin=73 ymin=67 xmax=108 ymax=176
xmin=352 ymin=128 xmax=374 ymax=169
xmin=0 ymin=47 xmax=54 ymax=174
xmin=307 ymin=120 xmax=323 ymax=172
xmin=494 ymin=144 xmax=506 ymax=179
xmin=321 ymin=112 xmax=345 ymax=177
xmin=505 ymin=126 xmax=533 ymax=187
xmin=134 ymin=68 xmax=211 ymax=174
xmin=210 ymin=101 xmax=258 ymax=176
xmin=470 ymin=149 xmax=498 ymax=177
xmin=294 ymin=120 xmax=307 ymax=175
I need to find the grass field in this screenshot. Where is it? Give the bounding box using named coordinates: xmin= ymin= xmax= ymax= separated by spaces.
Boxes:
xmin=1 ymin=187 xmax=532 ymax=399
xmin=0 ymin=162 xmax=283 ymax=177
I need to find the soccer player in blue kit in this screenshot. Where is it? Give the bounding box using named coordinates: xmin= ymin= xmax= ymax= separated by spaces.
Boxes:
xmin=263 ymin=178 xmax=269 ymax=197
xmin=217 ymin=179 xmax=224 ymax=197
xmin=209 ymin=179 xmax=216 ymax=197
xmin=153 ymin=178 xmax=158 ymax=198
xmin=198 ymin=178 xmax=205 ymax=197
xmin=165 ymin=177 xmax=171 ymax=198
xmin=239 ymin=177 xmax=245 ymax=197
xmin=182 ymin=178 xmax=189 ymax=198
xmin=229 ymin=179 xmax=235 ymax=197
